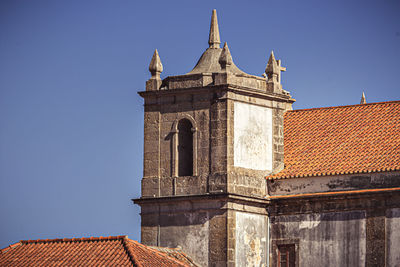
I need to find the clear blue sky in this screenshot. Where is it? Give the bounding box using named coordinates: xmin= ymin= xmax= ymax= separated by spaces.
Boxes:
xmin=0 ymin=0 xmax=399 ymax=248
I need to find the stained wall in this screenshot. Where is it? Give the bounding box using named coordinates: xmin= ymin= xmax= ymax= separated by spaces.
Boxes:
xmin=270 ymin=211 xmax=366 ymax=266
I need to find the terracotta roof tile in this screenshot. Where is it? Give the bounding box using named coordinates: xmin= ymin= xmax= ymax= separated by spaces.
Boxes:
xmin=124 ymin=239 xmax=194 ymax=267
xmin=150 ymin=246 xmax=199 ymax=266
xmin=269 ymin=101 xmax=400 ymax=179
xmin=0 ymin=236 xmax=192 ymax=266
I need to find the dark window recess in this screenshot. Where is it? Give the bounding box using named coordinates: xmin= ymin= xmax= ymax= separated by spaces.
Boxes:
xmin=278 ymin=244 xmax=295 ymax=267
xmin=178 ymin=119 xmax=193 ymax=176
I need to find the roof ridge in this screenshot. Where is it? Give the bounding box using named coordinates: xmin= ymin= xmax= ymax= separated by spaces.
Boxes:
xmin=1 ymin=242 xmax=22 ymax=254
xmin=121 ymin=236 xmax=142 ymax=267
xmin=126 ymin=239 xmax=190 ymax=266
xmin=19 ymin=235 xmax=127 ymax=244
xmin=1 ymin=235 xmax=194 ymax=266
xmin=289 ymin=100 xmax=400 ymax=113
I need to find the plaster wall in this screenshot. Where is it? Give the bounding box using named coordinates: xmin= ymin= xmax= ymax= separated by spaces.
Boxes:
xmin=139 ymin=198 xmax=229 ymax=267
xmin=159 ymin=212 xmax=209 ymax=267
xmin=235 ymin=211 xmax=268 ymax=267
xmin=233 ymin=101 xmax=272 ymax=171
xmin=386 ymin=208 xmax=400 ymax=266
xmin=271 ymin=211 xmax=366 ymax=266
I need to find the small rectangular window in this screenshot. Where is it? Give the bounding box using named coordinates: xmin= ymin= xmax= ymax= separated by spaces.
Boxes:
xmin=278 ymin=244 xmax=295 ymax=267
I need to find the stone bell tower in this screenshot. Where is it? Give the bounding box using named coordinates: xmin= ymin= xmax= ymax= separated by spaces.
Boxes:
xmin=134 ymin=10 xmax=295 ymax=266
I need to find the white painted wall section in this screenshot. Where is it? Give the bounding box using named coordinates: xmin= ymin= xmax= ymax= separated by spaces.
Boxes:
xmin=234 ymin=101 xmax=273 ymax=170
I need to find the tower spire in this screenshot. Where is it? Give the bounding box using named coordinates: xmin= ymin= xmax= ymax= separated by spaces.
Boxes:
xmin=360 ymin=92 xmax=367 ymax=104
xmin=208 ymin=9 xmax=221 ymax=48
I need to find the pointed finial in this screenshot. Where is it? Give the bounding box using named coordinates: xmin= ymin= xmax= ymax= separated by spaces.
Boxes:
xmin=219 ymin=42 xmax=233 ymax=70
xmin=360 ymin=92 xmax=367 ymax=104
xmin=146 ymin=49 xmax=163 ymax=91
xmin=265 ymin=51 xmax=279 ymax=77
xmin=208 ymin=9 xmax=221 ymax=48
xmin=265 ymin=51 xmax=283 ymax=93
xmin=149 ymin=49 xmax=163 ymax=78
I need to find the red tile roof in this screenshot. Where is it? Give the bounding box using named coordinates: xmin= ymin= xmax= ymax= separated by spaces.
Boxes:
xmin=269 ymin=101 xmax=400 ymax=179
xmin=0 ymin=236 xmax=194 ymax=267
xmin=150 ymin=246 xmax=198 ymax=266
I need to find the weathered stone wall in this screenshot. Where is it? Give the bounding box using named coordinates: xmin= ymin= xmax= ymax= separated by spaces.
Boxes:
xmin=386 ymin=208 xmax=400 ymax=266
xmin=138 ymin=70 xmax=294 ymax=267
xmin=140 ymin=88 xmax=216 ymax=198
xmin=225 ymin=90 xmax=290 ymax=198
xmin=138 ymin=195 xmax=269 ymax=267
xmin=208 ymin=90 xmax=229 ymax=193
xmin=141 ymin=83 xmax=293 ymax=199
xmin=235 ymin=211 xmax=268 ymax=266
xmin=139 ymin=197 xmax=227 ymax=266
xmin=225 ymin=199 xmax=269 ymax=266
xmin=271 ymin=211 xmax=366 ymax=266
xmin=269 ymin=191 xmax=400 ymax=267
xmin=267 ymin=172 xmax=400 ymax=266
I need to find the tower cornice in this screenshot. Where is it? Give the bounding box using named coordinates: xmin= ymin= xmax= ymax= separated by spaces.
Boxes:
xmin=138 ymin=84 xmax=295 ymax=105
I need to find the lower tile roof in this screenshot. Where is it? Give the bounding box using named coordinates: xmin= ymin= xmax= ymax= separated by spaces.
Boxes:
xmin=150 ymin=246 xmax=198 ymax=266
xmin=269 ymin=101 xmax=400 ymax=179
xmin=0 ymin=236 xmax=194 ymax=267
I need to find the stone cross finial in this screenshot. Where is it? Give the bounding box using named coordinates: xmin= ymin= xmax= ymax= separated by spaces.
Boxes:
xmin=208 ymin=9 xmax=221 ymax=48
xmin=360 ymin=92 xmax=367 ymax=104
xmin=219 ymin=42 xmax=233 ymax=71
xmin=276 ymin=59 xmax=286 ymax=84
xmin=149 ymin=49 xmax=163 ymax=79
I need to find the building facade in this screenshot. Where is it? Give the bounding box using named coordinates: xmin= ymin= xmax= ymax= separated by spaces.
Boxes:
xmin=134 ymin=10 xmax=400 ymax=267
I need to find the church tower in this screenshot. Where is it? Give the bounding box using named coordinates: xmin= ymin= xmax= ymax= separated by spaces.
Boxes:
xmin=134 ymin=10 xmax=294 ymax=266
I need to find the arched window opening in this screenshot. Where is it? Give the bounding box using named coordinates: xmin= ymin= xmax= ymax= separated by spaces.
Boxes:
xmin=178 ymin=119 xmax=193 ymax=176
